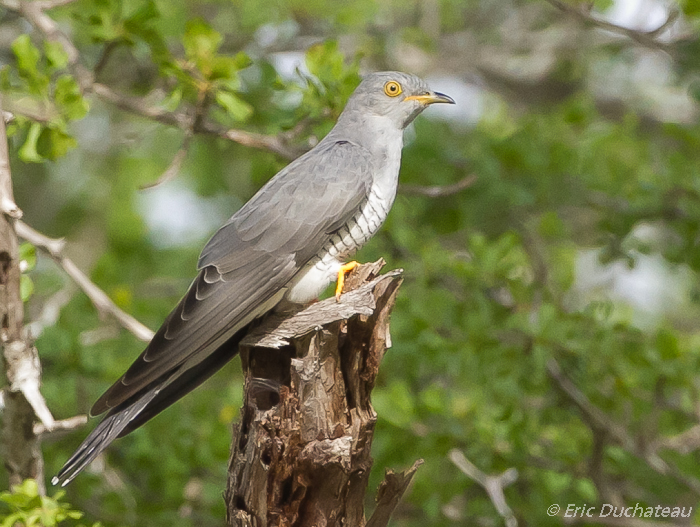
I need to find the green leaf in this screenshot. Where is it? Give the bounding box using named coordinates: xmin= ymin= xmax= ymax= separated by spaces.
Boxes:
xmin=301 ymin=40 xmax=360 ymax=119
xmin=305 ymin=40 xmax=345 ymax=85
xmin=124 ymin=0 xmax=159 ymax=27
xmin=232 ymin=51 xmax=253 ymax=71
xmin=19 ymin=242 xmax=36 ymax=271
xmin=11 ymin=35 xmax=40 ymax=78
xmin=0 ymin=491 xmax=30 ymax=507
xmin=209 ymin=52 xmax=251 ymax=83
xmin=215 ymin=90 xmax=253 ymax=122
xmin=123 ymin=0 xmax=170 ymax=64
xmin=656 ymin=328 xmax=680 ymax=360
xmin=12 ymin=479 xmax=39 ymax=499
xmin=20 ymin=275 xmax=34 ymax=302
xmin=1 ymin=512 xmax=23 ymax=527
xmin=681 ymin=0 xmax=700 ymax=16
xmin=54 ymin=75 xmax=89 ymax=120
xmin=183 ymin=19 xmax=221 ymax=74
xmin=591 ymin=0 xmax=614 ymax=10
xmin=161 ymin=86 xmax=183 ymax=112
xmin=18 ymin=122 xmax=44 ymax=163
xmin=44 ymin=41 xmax=68 ymax=72
xmin=373 ymin=381 xmax=416 ymax=428
xmin=0 ymin=66 xmax=11 ymax=91
xmin=37 ymin=126 xmax=77 ymax=160
xmin=0 ymin=479 xmax=95 ymax=526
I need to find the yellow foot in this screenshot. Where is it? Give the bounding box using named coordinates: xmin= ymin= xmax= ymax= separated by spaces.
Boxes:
xmin=335 ymin=261 xmax=359 ymax=301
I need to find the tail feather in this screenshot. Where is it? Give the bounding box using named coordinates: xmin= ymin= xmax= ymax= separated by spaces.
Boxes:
xmin=117 ymin=331 xmax=241 ymax=438
xmin=52 ymin=385 xmax=161 ymax=487
xmin=52 ymin=327 xmax=246 ymax=486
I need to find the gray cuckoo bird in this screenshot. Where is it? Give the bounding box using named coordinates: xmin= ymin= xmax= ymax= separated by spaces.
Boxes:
xmin=53 ymin=71 xmax=454 ymax=485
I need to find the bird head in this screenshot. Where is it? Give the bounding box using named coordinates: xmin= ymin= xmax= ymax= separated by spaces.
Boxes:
xmin=341 ymin=71 xmax=455 ymax=130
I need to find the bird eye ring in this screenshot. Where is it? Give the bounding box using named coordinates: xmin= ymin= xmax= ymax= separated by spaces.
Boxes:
xmin=384 ymin=81 xmax=402 ymax=97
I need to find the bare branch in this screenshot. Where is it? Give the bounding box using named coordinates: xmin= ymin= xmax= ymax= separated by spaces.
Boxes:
xmin=15 ymin=221 xmax=154 ymax=342
xmin=91 ymin=84 xmax=189 ymax=127
xmin=547 ymin=358 xmax=700 ymax=497
xmin=0 ymin=95 xmax=44 ymax=491
xmin=543 ymin=0 xmax=675 ymax=52
xmin=4 ymin=340 xmax=56 ymax=431
xmin=141 ymin=135 xmax=192 ymax=190
xmin=141 ymin=88 xmax=213 ymax=189
xmin=34 ymin=0 xmax=82 ymax=9
xmin=366 ymin=460 xmax=424 ymax=527
xmin=0 ymin=100 xmax=22 ymax=219
xmin=1 ymin=0 xmax=300 ymax=160
xmin=2 ymin=0 xmax=93 ymax=90
xmin=658 ymin=424 xmax=700 ymax=455
xmin=34 ymin=414 xmax=87 ymax=437
xmin=216 ymin=126 xmax=301 ymax=159
xmin=94 ymin=83 xmax=301 ymax=159
xmin=25 ymin=286 xmax=74 ymax=339
xmin=92 ymin=41 xmax=120 ymax=80
xmin=646 ymin=9 xmax=680 ymax=37
xmin=400 ymin=174 xmax=477 ymax=198
xmin=449 ymin=449 xmax=518 ymax=527
xmin=547 ymin=358 xmax=643 ymax=451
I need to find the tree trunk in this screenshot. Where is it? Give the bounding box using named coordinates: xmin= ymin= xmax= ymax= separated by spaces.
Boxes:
xmin=0 ymin=102 xmax=45 ymax=493
xmin=225 ymin=260 xmax=422 ymax=526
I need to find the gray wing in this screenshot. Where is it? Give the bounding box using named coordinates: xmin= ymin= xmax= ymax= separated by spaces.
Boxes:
xmin=91 ymin=140 xmax=373 ymax=415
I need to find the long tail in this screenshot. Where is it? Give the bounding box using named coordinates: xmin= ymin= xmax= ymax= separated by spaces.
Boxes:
xmin=52 ymin=331 xmax=244 ymax=486
xmin=52 ymin=384 xmax=161 ymax=486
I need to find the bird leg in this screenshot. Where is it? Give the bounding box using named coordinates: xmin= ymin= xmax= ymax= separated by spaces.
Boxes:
xmin=335 ymin=261 xmax=359 ymax=301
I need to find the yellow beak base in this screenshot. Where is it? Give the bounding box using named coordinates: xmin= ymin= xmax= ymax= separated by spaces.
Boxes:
xmin=404 ymin=91 xmax=455 ymax=105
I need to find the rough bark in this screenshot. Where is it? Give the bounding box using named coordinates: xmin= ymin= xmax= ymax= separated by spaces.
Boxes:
xmin=0 ymin=100 xmax=45 ymax=492
xmin=225 ymin=260 xmax=421 ymax=526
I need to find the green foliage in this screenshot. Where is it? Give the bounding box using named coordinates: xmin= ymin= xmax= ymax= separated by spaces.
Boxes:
xmin=0 ymin=479 xmax=100 ymax=527
xmin=19 ymin=243 xmax=36 ymax=302
xmin=3 ymin=35 xmax=88 ymax=162
xmin=173 ymin=19 xmax=253 ymax=122
xmin=300 ymin=41 xmax=362 ymax=127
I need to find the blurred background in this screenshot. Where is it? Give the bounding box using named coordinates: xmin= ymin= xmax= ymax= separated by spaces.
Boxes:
xmin=2 ymin=0 xmax=700 ymax=525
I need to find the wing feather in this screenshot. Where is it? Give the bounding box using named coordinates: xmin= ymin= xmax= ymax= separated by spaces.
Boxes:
xmin=90 ymin=140 xmax=373 ymax=416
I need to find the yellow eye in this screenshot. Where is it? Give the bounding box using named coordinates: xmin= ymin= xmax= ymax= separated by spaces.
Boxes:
xmin=384 ymin=81 xmax=402 ymax=97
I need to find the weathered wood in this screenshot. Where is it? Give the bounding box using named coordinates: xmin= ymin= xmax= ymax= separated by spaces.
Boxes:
xmin=0 ymin=96 xmax=45 ymax=493
xmin=366 ymin=460 xmax=424 ymax=527
xmin=225 ymin=260 xmax=419 ymax=526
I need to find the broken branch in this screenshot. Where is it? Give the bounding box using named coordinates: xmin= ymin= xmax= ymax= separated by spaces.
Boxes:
xmin=15 ymin=221 xmax=154 ymax=342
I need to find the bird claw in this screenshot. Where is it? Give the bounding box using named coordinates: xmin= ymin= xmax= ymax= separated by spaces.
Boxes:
xmin=335 ymin=261 xmax=359 ymax=301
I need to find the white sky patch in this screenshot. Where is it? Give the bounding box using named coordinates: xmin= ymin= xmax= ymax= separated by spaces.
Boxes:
xmin=137 ymin=181 xmax=231 ymax=248
xmin=603 ymin=0 xmax=669 ymax=31
xmin=574 ymin=249 xmax=690 ymax=326
xmin=269 ymin=52 xmax=308 ymax=82
xmin=71 ymin=111 xmax=112 ymax=154
xmin=425 ymin=75 xmax=483 ymax=126
xmin=254 ymin=21 xmax=300 ymax=49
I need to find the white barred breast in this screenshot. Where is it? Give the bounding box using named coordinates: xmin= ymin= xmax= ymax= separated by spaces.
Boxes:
xmin=285 ymin=179 xmax=398 ymax=303
xmin=286 ymin=120 xmax=403 ymax=304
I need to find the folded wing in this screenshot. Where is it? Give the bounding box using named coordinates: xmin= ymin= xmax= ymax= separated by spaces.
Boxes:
xmin=93 ymin=140 xmax=373 ymax=415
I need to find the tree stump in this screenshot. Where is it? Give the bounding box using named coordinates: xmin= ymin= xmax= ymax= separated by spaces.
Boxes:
xmin=225 ymin=260 xmax=422 ymax=526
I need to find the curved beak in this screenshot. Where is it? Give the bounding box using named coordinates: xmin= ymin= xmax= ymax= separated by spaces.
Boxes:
xmin=404 ymin=91 xmax=455 ymax=105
